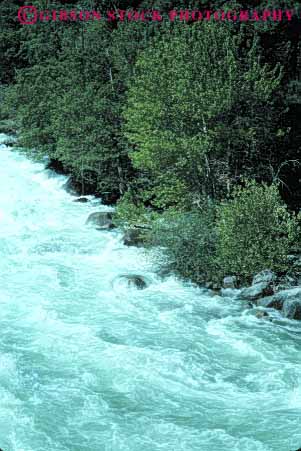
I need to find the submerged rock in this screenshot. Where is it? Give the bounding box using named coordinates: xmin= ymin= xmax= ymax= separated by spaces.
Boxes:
xmin=114 ymin=274 xmax=149 ymax=290
xmin=73 ymin=197 xmax=89 ymax=203
xmin=255 ymin=310 xmax=269 ymax=319
xmin=86 ymin=211 xmax=115 ymax=230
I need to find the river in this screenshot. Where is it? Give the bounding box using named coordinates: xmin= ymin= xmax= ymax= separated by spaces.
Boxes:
xmin=0 ymin=134 xmax=301 ymax=451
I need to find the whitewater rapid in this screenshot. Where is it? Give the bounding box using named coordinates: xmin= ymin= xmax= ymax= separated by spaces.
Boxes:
xmin=0 ymin=134 xmax=301 ymax=451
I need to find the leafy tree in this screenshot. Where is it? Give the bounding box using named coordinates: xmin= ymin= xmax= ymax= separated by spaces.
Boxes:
xmin=124 ymin=22 xmax=281 ymax=211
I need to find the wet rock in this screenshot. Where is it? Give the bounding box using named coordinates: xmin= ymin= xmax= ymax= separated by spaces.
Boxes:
xmin=252 ymin=270 xmax=276 ymax=286
xmin=123 ymin=228 xmax=144 ymax=247
xmin=283 ymin=299 xmax=301 ymax=320
xmin=240 ymin=281 xmax=274 ymax=303
xmin=116 ymin=274 xmax=148 ymax=290
xmin=223 ymin=276 xmax=237 ymax=289
xmin=255 ymin=310 xmax=269 ymax=319
xmin=73 ymin=197 xmax=89 ymax=203
xmin=86 ymin=211 xmax=115 ymax=230
xmin=258 ymin=287 xmax=301 ymax=320
xmin=274 ymin=274 xmax=297 ymax=292
xmin=257 ymin=295 xmax=284 ymax=310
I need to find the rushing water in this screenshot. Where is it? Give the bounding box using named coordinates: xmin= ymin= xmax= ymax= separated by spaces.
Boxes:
xmin=0 ymin=134 xmax=301 ymax=451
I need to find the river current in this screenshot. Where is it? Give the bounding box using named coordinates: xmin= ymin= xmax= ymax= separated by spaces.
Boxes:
xmin=0 ymin=134 xmax=301 ymax=451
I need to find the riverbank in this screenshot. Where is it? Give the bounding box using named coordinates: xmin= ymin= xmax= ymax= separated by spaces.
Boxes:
xmin=3 ymin=127 xmax=301 ymax=322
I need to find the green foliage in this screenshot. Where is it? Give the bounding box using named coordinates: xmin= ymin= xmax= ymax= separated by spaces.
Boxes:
xmin=124 ymin=22 xmax=282 ymax=208
xmin=216 ymin=181 xmax=299 ymax=281
xmin=5 ymin=20 xmax=154 ymax=199
xmin=149 ymin=203 xmax=218 ymax=284
xmin=114 ymin=191 xmax=153 ymax=228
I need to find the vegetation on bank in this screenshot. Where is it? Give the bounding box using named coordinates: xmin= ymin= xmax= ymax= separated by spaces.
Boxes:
xmin=1 ymin=0 xmax=301 ymax=285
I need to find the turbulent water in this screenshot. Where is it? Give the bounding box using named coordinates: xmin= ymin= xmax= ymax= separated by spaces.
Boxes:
xmin=0 ymin=134 xmax=301 ymax=451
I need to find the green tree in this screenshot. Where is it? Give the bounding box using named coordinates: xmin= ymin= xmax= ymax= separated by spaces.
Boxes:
xmin=124 ymin=22 xmax=281 ymax=210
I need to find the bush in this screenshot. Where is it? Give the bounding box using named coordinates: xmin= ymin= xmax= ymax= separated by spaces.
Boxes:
xmin=114 ymin=191 xmax=154 ymax=228
xmin=216 ymin=180 xmax=299 ymax=281
xmin=149 ymin=203 xmax=218 ymax=284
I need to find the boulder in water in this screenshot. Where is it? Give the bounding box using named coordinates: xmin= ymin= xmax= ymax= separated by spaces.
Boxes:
xmin=283 ymin=298 xmax=301 ymax=320
xmin=255 ymin=310 xmax=269 ymax=319
xmin=257 ymin=295 xmax=284 ymax=310
xmin=258 ymin=287 xmax=301 ymax=320
xmin=114 ymin=274 xmax=149 ymax=290
xmin=86 ymin=211 xmax=115 ymax=230
xmin=73 ymin=197 xmax=89 ymax=203
xmin=240 ymin=281 xmax=274 ymax=303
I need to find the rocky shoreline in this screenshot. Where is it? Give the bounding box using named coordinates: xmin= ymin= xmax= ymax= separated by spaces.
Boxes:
xmin=220 ymin=269 xmax=301 ymax=321
xmin=2 ymin=125 xmax=301 ymax=321
xmin=84 ymin=208 xmax=301 ymax=321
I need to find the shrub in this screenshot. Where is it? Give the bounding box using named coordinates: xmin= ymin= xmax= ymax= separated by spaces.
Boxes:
xmin=149 ymin=203 xmax=218 ymax=284
xmin=215 ymin=180 xmax=299 ymax=281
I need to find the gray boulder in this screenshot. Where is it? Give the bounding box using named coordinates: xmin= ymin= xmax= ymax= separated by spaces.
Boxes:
xmin=86 ymin=212 xmax=115 ymax=230
xmin=240 ymin=281 xmax=274 ymax=303
xmin=258 ymin=288 xmax=301 ymax=320
xmin=283 ymin=299 xmax=301 ymax=320
xmin=252 ymin=270 xmax=276 ymax=286
xmin=223 ymin=276 xmax=237 ymax=289
xmin=257 ymin=295 xmax=284 ymax=310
